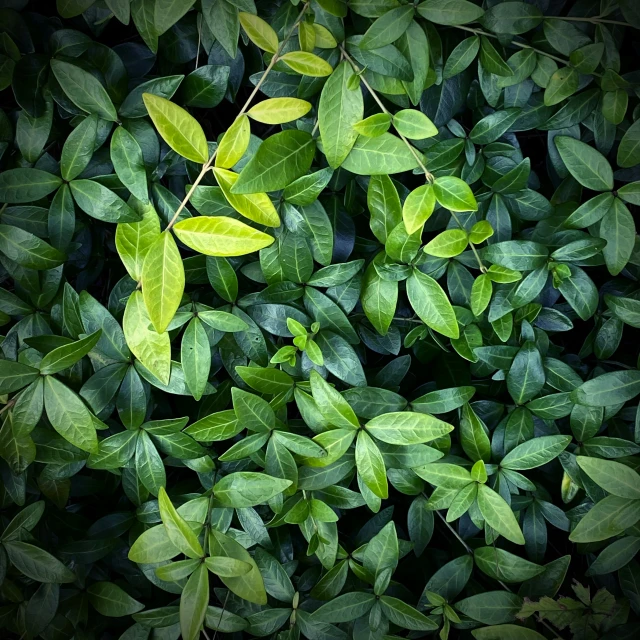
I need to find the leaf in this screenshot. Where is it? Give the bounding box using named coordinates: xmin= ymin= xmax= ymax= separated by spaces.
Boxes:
xmin=360 ymin=6 xmax=414 ymax=50
xmin=213 ymin=167 xmax=280 ymax=227
xmin=507 ymin=342 xmax=545 ymax=405
xmin=474 ymin=547 xmax=544 ymax=583
xmin=39 ymin=330 xmax=101 ymax=375
xmin=0 ymin=225 xmax=65 ymax=270
xmin=110 ymin=126 xmax=148 ymax=203
xmin=341 ymin=133 xmax=421 ymax=175
xmin=215 ymin=115 xmax=250 ymax=169
xmin=501 ymin=435 xmax=572 ymax=470
xmin=356 ymin=429 xmax=388 ymax=499
xmin=248 ymin=98 xmax=311 ymax=124
xmin=124 ymin=291 xmax=171 ymax=384
xmin=280 ymin=51 xmax=333 ymax=77
xmin=158 ymin=486 xmax=204 ymax=558
xmin=555 ymin=136 xmax=614 ymax=191
xmin=571 ymin=370 xmax=640 ymax=406
xmin=312 ymin=592 xmax=376 ymax=623
xmin=50 ymin=59 xmax=117 ymax=121
xmin=477 ymin=484 xmax=525 ymax=545
xmin=180 ymin=564 xmax=209 ymax=640
xmin=4 ymin=541 xmax=75 ymax=583
xmin=181 ymin=317 xmax=210 ymax=401
xmin=380 ymin=596 xmax=438 ymax=630
xmin=70 ymin=180 xmax=141 ymax=223
xmin=576 ymin=456 xmax=640 ymax=499
xmin=88 ymin=582 xmax=144 ymax=617
xmin=406 ymin=269 xmax=460 ymax=339
xmin=393 ymin=109 xmax=438 ymax=140
xmin=433 ymin=176 xmax=478 ymax=211
xmin=416 ymin=0 xmax=485 ymax=25
xmin=456 ymin=591 xmax=523 ymax=625
xmin=366 ymin=411 xmax=453 ymax=445
xmin=617 ymin=117 xmax=640 ymax=168
xmin=142 ymin=93 xmax=209 ymax=163
xmin=0 ymin=169 xmax=62 ymax=204
xmin=141 ymin=232 xmax=185 ymax=334
xmin=309 ymin=370 xmax=359 ymax=429
xmin=44 ymin=376 xmax=98 ymax=454
xmin=213 ymin=472 xmax=292 ymax=507
xmin=174 ymin=215 xmax=274 ymax=257
xmin=60 ymin=114 xmax=98 ymax=181
xmin=472 ymin=625 xmax=546 ymax=640
xmin=424 ymin=229 xmax=468 ymax=258
xmin=600 ymin=197 xmax=635 ymax=276
xmin=544 ymin=67 xmax=579 ymax=106
xmin=569 ymin=495 xmax=640 ymax=543
xmin=239 ymin=11 xmax=278 ymax=53
xmin=232 ymin=130 xmax=316 ymax=194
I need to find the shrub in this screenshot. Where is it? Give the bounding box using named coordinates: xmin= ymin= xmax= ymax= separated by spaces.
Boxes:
xmin=1 ymin=0 xmax=640 ymax=638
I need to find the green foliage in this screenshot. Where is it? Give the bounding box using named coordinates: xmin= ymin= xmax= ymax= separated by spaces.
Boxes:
xmin=1 ymin=1 xmax=640 ymax=640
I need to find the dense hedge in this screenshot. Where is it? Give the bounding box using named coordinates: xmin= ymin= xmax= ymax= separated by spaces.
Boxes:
xmin=2 ymin=0 xmax=640 ymax=639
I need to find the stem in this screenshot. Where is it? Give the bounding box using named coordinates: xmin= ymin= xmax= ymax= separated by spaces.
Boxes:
xmin=545 ymin=15 xmax=630 ymax=27
xmin=339 ymin=45 xmax=434 ymax=183
xmin=164 ymin=2 xmax=311 ymax=232
xmin=455 ymin=25 xmax=571 ymax=67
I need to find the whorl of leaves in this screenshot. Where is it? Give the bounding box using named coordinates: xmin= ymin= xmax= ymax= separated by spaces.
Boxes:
xmin=1 ymin=1 xmax=640 ymax=639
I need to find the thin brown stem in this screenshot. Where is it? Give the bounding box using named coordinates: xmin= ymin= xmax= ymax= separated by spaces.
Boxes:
xmin=339 ymin=45 xmax=434 ymax=182
xmin=164 ymin=2 xmax=311 ymax=232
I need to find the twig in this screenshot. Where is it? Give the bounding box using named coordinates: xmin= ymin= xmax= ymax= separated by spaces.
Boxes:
xmin=164 ymin=2 xmax=311 ymax=233
xmin=545 ymin=15 xmax=630 ymax=27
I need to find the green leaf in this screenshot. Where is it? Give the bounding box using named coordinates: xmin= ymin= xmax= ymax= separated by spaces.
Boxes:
xmin=142 ymin=93 xmax=209 ymax=163
xmin=39 ymin=329 xmax=101 ymax=375
xmin=174 ymin=215 xmax=274 ymax=257
xmin=341 ymin=133 xmax=421 ymax=175
xmin=366 ymin=411 xmax=453 ymax=445
xmin=213 ymin=167 xmax=280 ymax=227
xmin=576 ymin=456 xmax=640 ymax=499
xmin=356 ymin=429 xmax=388 ymax=499
xmin=424 ymin=229 xmax=469 ymax=258
xmin=500 ymin=435 xmax=572 ymax=470
xmin=124 ymin=291 xmax=171 ymax=385
xmin=232 ymin=130 xmax=316 ymax=194
xmin=70 ymin=180 xmax=141 ymax=223
xmin=213 ymin=472 xmax=292 ymax=507
xmin=181 ymin=317 xmax=210 ymax=401
xmin=248 ymin=98 xmax=311 ymax=124
xmin=4 ymin=541 xmax=75 ymax=583
xmin=416 ymin=0 xmax=484 ymax=25
xmin=482 ymin=2 xmax=542 ymax=34
xmin=474 ymin=547 xmax=544 ymax=583
xmin=555 ymin=136 xmax=614 ymax=191
xmin=0 ymin=169 xmax=62 ymax=204
xmin=239 ymin=12 xmax=279 ymax=53
xmin=110 ymin=126 xmax=149 ymax=203
xmin=433 ymin=176 xmax=478 ymax=211
xmin=360 ymin=6 xmax=414 ymax=50
xmin=354 ymin=113 xmax=392 ymax=137
xmin=460 ymin=403 xmax=491 ymax=462
xmin=380 ymin=595 xmax=437 ymax=630
xmin=456 ymin=591 xmax=523 ymax=625
xmin=50 ymin=59 xmax=118 ymax=121
xmin=617 ymin=117 xmax=640 ymax=168
xmin=571 ymin=370 xmax=640 ymax=406
xmin=280 ymin=51 xmax=333 ymax=77
xmin=0 ymin=224 xmax=65 ymax=270
xmin=544 ymin=67 xmax=579 ymax=106
xmin=158 ymin=486 xmax=204 ymax=558
xmin=180 ymin=564 xmax=209 ymax=640
xmin=470 ymin=109 xmax=521 ymax=145
xmin=141 ymin=232 xmax=185 ymax=333
xmin=310 ymin=370 xmax=359 ymax=429
xmin=44 ymin=375 xmax=98 ymax=453
xmin=403 ymin=184 xmax=436 ymax=234
xmin=88 ymin=582 xmax=144 ymax=617
xmin=472 ymin=625 xmax=546 ymax=640
xmin=406 ymin=269 xmax=460 ymax=339
xmin=215 ymin=115 xmax=250 ymax=169
xmin=600 ymin=197 xmax=635 ymax=276
xmin=392 ymin=109 xmax=438 ymax=140
xmin=477 ymin=484 xmax=525 ymax=545
xmin=60 ymin=114 xmax=98 ymax=181
xmin=569 ymin=495 xmax=640 ymax=543
xmin=507 ymin=342 xmax=545 ymax=405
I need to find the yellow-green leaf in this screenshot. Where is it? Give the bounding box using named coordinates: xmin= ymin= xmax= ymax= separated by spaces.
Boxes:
xmin=142 ymin=93 xmax=209 ymax=163
xmin=123 ymin=290 xmax=171 ymax=385
xmin=141 ymin=232 xmax=185 ymax=333
xmin=173 ymin=215 xmax=274 ymax=257
xmin=280 ymin=51 xmax=333 ymax=77
xmin=248 ymin=98 xmax=312 ymax=124
xmin=215 ymin=115 xmax=250 ymax=169
xmin=239 ymin=12 xmax=279 ymax=54
xmin=213 ymin=167 xmax=280 ymax=227
xmin=403 ymin=184 xmax=436 ymax=233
